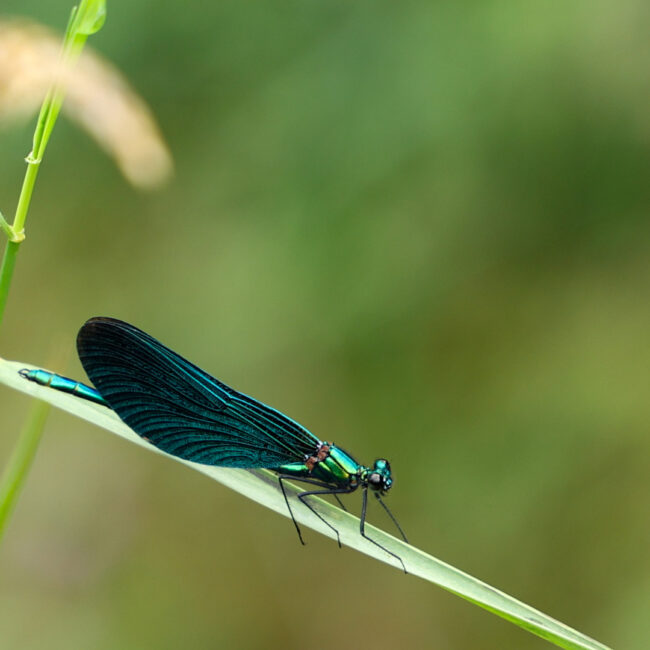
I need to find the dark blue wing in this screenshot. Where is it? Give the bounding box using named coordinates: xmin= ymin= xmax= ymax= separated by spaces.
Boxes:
xmin=76 ymin=317 xmax=320 ymax=468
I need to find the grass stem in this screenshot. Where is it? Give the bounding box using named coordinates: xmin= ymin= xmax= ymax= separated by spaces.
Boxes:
xmin=0 ymin=400 xmax=50 ymax=541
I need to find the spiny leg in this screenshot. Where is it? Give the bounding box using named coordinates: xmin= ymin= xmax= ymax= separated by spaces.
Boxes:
xmin=277 ymin=475 xmax=350 ymax=546
xmin=360 ymin=488 xmax=407 ymax=573
xmin=278 ymin=475 xmax=306 ymax=545
xmin=375 ymin=492 xmax=408 ymax=543
xmin=333 ymin=494 xmax=348 ymax=511
xmin=296 ymin=485 xmax=356 ymax=548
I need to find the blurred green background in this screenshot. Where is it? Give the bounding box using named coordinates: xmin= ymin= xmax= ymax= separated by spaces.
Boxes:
xmin=1 ymin=1 xmax=648 ymax=648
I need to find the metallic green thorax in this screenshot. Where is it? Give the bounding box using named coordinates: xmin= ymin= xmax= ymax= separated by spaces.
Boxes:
xmin=277 ymin=443 xmax=394 ymax=494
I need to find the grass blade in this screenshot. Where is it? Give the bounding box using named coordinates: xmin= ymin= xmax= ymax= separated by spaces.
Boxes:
xmin=0 ymin=356 xmax=612 ymax=650
xmin=0 ymin=396 xmax=50 ymax=539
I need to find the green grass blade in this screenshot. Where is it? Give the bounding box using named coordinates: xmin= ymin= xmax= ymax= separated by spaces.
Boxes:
xmin=0 ymin=397 xmax=50 ymax=540
xmin=0 ymin=356 xmax=612 ymax=650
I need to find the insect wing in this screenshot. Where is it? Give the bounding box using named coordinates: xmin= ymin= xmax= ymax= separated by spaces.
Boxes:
xmin=76 ymin=317 xmax=319 ymax=467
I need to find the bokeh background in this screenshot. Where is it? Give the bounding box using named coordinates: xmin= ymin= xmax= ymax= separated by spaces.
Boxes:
xmin=1 ymin=1 xmax=648 ymax=648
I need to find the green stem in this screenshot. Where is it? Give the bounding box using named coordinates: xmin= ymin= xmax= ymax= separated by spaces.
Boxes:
xmin=0 ymin=159 xmax=41 ymax=329
xmin=0 ymin=400 xmax=50 ymax=541
xmin=0 ymin=241 xmax=20 ymax=325
xmin=13 ymin=157 xmax=42 ymax=235
xmin=0 ymin=0 xmax=107 ymax=546
xmin=0 ymin=0 xmax=105 ymax=330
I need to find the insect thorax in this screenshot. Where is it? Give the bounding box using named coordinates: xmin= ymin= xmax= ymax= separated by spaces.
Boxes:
xmin=277 ymin=442 xmax=362 ymax=488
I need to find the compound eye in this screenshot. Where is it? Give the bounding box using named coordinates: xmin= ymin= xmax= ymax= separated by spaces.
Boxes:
xmin=374 ymin=459 xmax=390 ymax=472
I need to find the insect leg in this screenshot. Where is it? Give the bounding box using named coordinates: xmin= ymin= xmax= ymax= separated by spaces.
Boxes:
xmin=360 ymin=488 xmax=407 ymax=573
xmin=333 ymin=494 xmax=348 ymax=511
xmin=277 ymin=476 xmax=347 ymax=546
xmin=278 ymin=475 xmax=306 ymax=545
xmin=375 ymin=492 xmax=408 ymax=543
xmin=296 ymin=484 xmax=357 ymax=548
xmin=277 ymin=475 xmax=355 ymax=548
